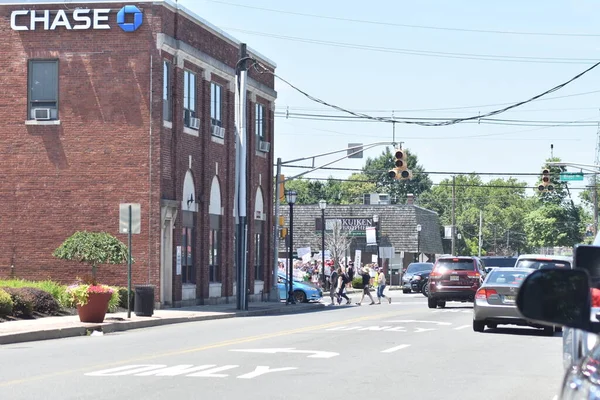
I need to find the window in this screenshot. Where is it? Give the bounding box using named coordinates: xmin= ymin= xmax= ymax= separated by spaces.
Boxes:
xmin=163 ymin=61 xmax=172 ymax=122
xmin=209 ymin=229 xmax=221 ymax=282
xmin=181 ymin=227 xmax=195 ymax=283
xmin=28 ymin=60 xmax=58 ymax=120
xmin=254 ymin=232 xmax=263 ymax=280
xmin=255 ymin=103 xmax=265 ymax=140
xmin=210 ymin=82 xmax=222 ymax=127
xmin=183 ymin=70 xmax=196 ymax=127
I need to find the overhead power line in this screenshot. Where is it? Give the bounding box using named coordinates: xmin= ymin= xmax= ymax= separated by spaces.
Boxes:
xmin=252 ymin=59 xmax=600 ymax=127
xmin=205 ymin=0 xmax=600 ymax=38
xmin=226 ymin=27 xmax=596 ymax=65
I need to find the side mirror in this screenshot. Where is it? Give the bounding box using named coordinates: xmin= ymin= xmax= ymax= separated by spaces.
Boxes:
xmin=517 ymin=269 xmax=592 ymax=331
xmin=484 ymin=267 xmax=492 ymax=274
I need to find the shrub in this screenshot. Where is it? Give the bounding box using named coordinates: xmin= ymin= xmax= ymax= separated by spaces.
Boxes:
xmin=352 ymin=277 xmax=363 ymax=289
xmin=0 ymin=289 xmax=13 ymax=317
xmin=2 ymin=287 xmax=34 ymax=318
xmin=117 ymin=287 xmax=134 ymax=309
xmin=0 ymin=279 xmax=68 ymax=308
xmin=17 ymin=287 xmax=60 ymax=315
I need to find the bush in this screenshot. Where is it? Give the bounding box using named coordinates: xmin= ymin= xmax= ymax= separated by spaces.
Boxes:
xmin=117 ymin=287 xmax=134 ymax=309
xmin=2 ymin=287 xmax=34 ymax=318
xmin=0 ymin=289 xmax=13 ymax=317
xmin=0 ymin=279 xmax=68 ymax=308
xmin=352 ymin=277 xmax=364 ymax=289
xmin=17 ymin=287 xmax=60 ymax=315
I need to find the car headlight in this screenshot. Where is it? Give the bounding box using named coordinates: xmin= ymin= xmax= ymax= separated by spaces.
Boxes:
xmin=412 ymin=276 xmax=422 ymax=281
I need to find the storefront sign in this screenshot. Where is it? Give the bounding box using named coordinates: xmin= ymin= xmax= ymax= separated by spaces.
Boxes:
xmin=10 ymin=6 xmax=143 ymax=32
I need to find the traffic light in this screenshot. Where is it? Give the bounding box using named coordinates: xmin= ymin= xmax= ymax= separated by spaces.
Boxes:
xmin=538 ymin=168 xmax=554 ymax=192
xmin=388 ymin=147 xmax=411 ymax=180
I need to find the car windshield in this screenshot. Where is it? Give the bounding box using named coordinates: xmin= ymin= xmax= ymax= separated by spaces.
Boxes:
xmin=515 ymin=259 xmax=571 ymax=270
xmin=487 ymin=270 xmax=532 ymax=285
xmin=435 ymin=260 xmax=474 ymax=271
xmin=406 ymin=263 xmax=433 ymax=273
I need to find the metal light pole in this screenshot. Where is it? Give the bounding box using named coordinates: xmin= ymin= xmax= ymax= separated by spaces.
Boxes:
xmin=416 ymin=224 xmax=422 ymax=262
xmin=457 ymin=233 xmax=462 ymax=254
xmin=373 ymin=215 xmax=380 ymax=268
xmin=286 ymin=190 xmax=297 ymax=305
xmin=318 ymin=199 xmax=327 ymax=289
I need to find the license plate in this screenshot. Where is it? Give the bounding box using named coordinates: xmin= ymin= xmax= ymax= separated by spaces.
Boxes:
xmin=450 ymin=275 xmax=459 ymax=281
xmin=503 ymin=295 xmax=516 ymax=303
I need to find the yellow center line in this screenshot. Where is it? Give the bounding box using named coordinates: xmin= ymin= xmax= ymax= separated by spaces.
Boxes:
xmin=0 ymin=306 xmax=423 ymax=387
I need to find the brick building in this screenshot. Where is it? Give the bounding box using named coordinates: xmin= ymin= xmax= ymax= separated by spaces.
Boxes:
xmin=0 ymin=0 xmax=277 ymax=307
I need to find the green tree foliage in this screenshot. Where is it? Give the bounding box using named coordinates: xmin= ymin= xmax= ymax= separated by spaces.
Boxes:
xmin=53 ymin=231 xmax=131 ymax=280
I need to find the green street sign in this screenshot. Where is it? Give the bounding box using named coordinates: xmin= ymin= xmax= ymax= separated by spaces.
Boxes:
xmin=559 ymin=172 xmax=584 ymax=181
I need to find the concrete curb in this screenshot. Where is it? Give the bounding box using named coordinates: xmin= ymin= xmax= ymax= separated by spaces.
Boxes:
xmin=0 ymin=303 xmax=326 ymax=345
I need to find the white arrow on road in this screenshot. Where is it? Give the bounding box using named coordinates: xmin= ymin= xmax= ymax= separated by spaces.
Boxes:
xmin=230 ymin=348 xmax=339 ymax=359
xmin=384 ymin=320 xmax=452 ymax=326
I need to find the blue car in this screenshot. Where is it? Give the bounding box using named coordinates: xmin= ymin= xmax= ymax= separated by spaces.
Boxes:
xmin=277 ymin=274 xmax=322 ymax=303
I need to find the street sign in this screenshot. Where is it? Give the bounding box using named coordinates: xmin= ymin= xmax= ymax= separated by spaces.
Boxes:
xmin=418 ymin=253 xmax=429 ymax=263
xmin=559 ymin=172 xmax=584 ymax=181
xmin=119 ymin=203 xmax=141 ymax=234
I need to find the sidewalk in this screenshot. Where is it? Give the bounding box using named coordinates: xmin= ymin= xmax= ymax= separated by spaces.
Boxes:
xmin=0 ymin=301 xmax=325 ymax=345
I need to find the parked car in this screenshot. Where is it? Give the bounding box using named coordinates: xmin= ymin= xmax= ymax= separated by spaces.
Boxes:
xmin=402 ymin=262 xmax=434 ymax=293
xmin=514 ymin=254 xmax=572 ymax=270
xmin=277 ymin=274 xmax=322 ymax=303
xmin=410 ymin=269 xmax=432 ymax=294
xmin=427 ymin=256 xmax=486 ymax=309
xmin=472 ymin=267 xmax=551 ymax=333
xmin=480 ymin=256 xmax=517 ymax=273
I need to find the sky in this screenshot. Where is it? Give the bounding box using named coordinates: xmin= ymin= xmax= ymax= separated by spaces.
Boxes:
xmin=179 ymin=0 xmax=600 ymax=198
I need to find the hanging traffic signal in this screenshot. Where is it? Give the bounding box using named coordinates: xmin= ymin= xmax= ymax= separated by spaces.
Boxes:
xmin=538 ymin=168 xmax=554 ymax=192
xmin=388 ymin=147 xmax=411 ymax=180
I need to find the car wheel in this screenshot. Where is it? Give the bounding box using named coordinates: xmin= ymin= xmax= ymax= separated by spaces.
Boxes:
xmin=437 ymin=301 xmax=446 ymax=308
xmin=422 ymin=284 xmax=429 ymax=298
xmin=428 ymin=297 xmax=437 ymax=309
xmin=473 ymin=320 xmax=485 ymax=332
xmin=487 ymin=323 xmax=497 ymax=329
xmin=403 ymin=289 xmax=410 ymax=294
xmin=543 ymin=326 xmax=554 ymax=336
xmin=293 ymin=290 xmax=307 ymax=303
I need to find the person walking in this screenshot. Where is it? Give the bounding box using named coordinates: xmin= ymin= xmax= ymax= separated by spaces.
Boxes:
xmin=377 ymin=268 xmax=391 ymax=304
xmin=337 ymin=268 xmax=351 ymax=305
xmin=356 ymin=267 xmax=376 ymax=305
xmin=329 ymin=266 xmax=339 ymax=305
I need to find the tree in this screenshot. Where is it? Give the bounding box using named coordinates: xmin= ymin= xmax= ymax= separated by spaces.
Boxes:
xmin=279 ymin=178 xmax=326 ymax=205
xmin=362 ymin=147 xmax=432 ymax=203
xmin=325 ymin=220 xmax=352 ymax=269
xmin=53 ymin=231 xmax=131 ymax=281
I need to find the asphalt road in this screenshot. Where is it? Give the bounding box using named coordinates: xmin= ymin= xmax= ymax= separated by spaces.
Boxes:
xmin=0 ymin=292 xmax=564 ymax=400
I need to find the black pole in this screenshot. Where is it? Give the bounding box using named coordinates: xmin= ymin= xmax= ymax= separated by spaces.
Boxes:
xmin=321 ymin=208 xmax=326 ymax=289
xmin=417 ymin=231 xmax=420 ymax=261
xmin=127 ymin=205 xmax=132 ymax=319
xmin=288 ymin=202 xmax=295 ymax=304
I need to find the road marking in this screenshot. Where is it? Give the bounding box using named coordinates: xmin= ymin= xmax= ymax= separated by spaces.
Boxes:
xmin=414 ymin=328 xmax=436 ymax=333
xmin=85 ymin=364 xmax=295 ymax=379
xmin=0 ymin=308 xmax=419 ymax=388
xmin=230 ymin=348 xmax=339 ymax=359
xmin=384 ymin=320 xmax=452 ymax=326
xmin=326 ymin=325 xmax=437 ymax=333
xmin=454 ymin=325 xmax=470 ymax=330
xmin=381 ymin=344 xmax=411 ymax=353
xmin=432 ymin=309 xmax=471 ymax=313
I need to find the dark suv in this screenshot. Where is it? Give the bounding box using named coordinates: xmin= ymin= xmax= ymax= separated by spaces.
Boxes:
xmin=427 ymin=256 xmax=486 ymax=309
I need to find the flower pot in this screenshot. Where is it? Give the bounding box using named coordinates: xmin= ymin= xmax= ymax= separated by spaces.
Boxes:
xmin=77 ymin=292 xmax=112 ymax=323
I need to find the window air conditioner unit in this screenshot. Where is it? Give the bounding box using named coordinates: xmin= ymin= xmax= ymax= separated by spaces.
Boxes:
xmin=189 ymin=117 xmax=200 ymax=130
xmin=212 ymin=125 xmax=225 ymax=139
xmin=33 ymin=108 xmax=51 ymax=120
xmin=258 ymin=140 xmax=271 ymax=152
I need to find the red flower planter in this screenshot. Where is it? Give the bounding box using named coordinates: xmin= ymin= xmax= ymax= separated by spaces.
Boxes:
xmin=77 ymin=292 xmax=112 ymax=323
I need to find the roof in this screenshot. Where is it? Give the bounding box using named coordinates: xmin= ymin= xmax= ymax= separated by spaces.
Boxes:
xmin=0 ymin=0 xmax=277 ymax=68
xmin=516 ymin=254 xmax=573 ymax=262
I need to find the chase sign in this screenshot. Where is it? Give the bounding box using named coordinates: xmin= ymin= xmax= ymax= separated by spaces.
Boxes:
xmin=10 ymin=6 xmax=143 ymax=32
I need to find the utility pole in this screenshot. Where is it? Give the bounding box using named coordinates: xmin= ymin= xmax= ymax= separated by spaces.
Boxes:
xmin=493 ymin=226 xmax=497 ymax=255
xmin=235 ymin=44 xmax=249 ymax=310
xmin=478 ymin=210 xmax=482 ymax=257
xmin=270 ymin=158 xmax=282 ymax=302
xmin=451 ymin=175 xmax=456 ymax=255
xmin=506 ymin=230 xmax=510 ymax=255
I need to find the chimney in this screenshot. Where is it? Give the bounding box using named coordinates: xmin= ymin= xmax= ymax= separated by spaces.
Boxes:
xmin=407 ymin=193 xmax=414 ymax=205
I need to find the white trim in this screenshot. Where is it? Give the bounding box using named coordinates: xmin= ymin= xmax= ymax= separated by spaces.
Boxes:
xmin=25 ymin=120 xmax=60 ymax=126
xmin=209 ymin=282 xmax=222 ymax=298
xmin=163 ymin=120 xmax=172 ymax=129
xmin=211 ymin=136 xmax=225 ymax=145
xmin=183 ymin=126 xmax=199 ymax=137
xmin=255 ymin=151 xmax=267 ymax=159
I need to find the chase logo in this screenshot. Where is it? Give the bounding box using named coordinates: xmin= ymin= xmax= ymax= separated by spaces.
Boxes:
xmin=117 ymin=5 xmax=143 ymax=32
